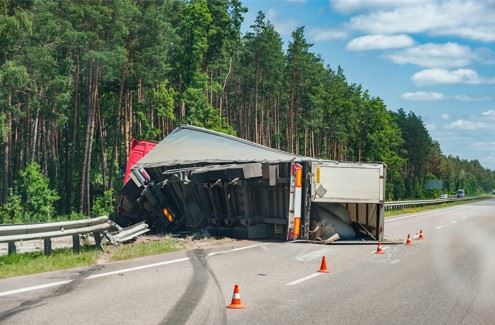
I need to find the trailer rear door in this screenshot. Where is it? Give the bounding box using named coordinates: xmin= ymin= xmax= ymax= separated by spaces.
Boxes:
xmin=311 ymin=161 xmax=385 ymax=204
xmin=309 ymin=161 xmax=386 ymax=240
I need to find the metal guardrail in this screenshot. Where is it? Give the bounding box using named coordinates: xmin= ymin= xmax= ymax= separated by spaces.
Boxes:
xmin=0 ymin=216 xmax=114 ymax=255
xmin=384 ymin=196 xmax=488 ymax=211
xmin=107 ymin=221 xmax=150 ymax=244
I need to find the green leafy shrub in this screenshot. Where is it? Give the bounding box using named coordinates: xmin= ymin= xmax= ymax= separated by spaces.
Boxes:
xmin=0 ymin=162 xmax=60 ymax=224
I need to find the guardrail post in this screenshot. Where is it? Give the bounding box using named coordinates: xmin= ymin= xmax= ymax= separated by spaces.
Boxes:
xmin=93 ymin=231 xmax=102 ymax=250
xmin=44 ymin=238 xmax=52 ymax=255
xmin=8 ymin=241 xmax=16 ymax=255
xmin=72 ymin=234 xmax=80 ymax=253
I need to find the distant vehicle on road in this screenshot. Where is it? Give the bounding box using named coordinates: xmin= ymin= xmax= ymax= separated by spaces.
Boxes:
xmin=457 ymin=189 xmax=465 ymax=198
xmin=439 ymin=194 xmax=448 ymax=199
xmin=492 ymin=190 xmax=495 ymax=195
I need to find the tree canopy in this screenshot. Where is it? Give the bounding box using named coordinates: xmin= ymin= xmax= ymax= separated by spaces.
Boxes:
xmin=1 ymin=0 xmax=493 ymax=221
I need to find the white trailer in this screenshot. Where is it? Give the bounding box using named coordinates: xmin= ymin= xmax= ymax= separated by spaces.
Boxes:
xmin=116 ymin=126 xmax=386 ymax=242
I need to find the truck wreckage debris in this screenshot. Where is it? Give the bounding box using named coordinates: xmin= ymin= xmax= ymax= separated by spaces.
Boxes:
xmin=111 ymin=125 xmax=385 ymax=242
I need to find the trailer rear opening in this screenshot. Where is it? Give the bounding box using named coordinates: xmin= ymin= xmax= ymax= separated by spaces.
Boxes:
xmin=111 ymin=125 xmax=385 ymax=242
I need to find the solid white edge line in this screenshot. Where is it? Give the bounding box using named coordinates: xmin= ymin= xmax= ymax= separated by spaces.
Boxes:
xmin=0 ymin=280 xmax=73 ymax=298
xmin=86 ymin=257 xmax=190 ymax=280
xmin=0 ymin=244 xmax=262 ymax=297
xmin=206 ymin=244 xmax=259 ymax=258
xmin=385 ymin=205 xmax=471 ymax=222
xmin=286 ymin=272 xmax=323 ymax=286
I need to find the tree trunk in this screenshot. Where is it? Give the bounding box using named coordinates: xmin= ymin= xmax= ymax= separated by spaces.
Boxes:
xmin=66 ymin=49 xmax=80 ymax=213
xmin=108 ymin=70 xmax=125 ymax=190
xmin=79 ymin=60 xmax=99 ymax=214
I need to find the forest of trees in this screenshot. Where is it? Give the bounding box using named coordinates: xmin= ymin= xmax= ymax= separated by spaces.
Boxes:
xmin=1 ymin=0 xmax=494 ymax=222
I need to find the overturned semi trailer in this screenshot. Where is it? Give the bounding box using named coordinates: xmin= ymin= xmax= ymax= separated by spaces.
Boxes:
xmin=111 ymin=125 xmax=386 ymax=242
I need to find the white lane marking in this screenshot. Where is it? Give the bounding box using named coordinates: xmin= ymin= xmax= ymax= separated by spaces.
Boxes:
xmin=86 ymin=257 xmax=190 ymax=280
xmin=370 ymin=246 xmax=389 ymax=254
xmin=390 ymin=260 xmax=400 ymax=264
xmin=286 ymin=272 xmax=323 ymax=286
xmin=0 ymin=280 xmax=73 ymax=298
xmin=436 ymin=225 xmax=444 ymax=229
xmin=385 ymin=204 xmax=474 ymax=223
xmin=462 ymin=216 xmax=467 ymax=219
xmin=1 ymin=244 xmax=260 ymax=297
xmin=206 ymin=244 xmax=259 ymax=258
xmin=452 ymin=220 xmax=457 ymax=224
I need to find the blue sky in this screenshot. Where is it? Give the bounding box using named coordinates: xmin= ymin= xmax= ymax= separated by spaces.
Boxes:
xmin=241 ymin=0 xmax=495 ymax=169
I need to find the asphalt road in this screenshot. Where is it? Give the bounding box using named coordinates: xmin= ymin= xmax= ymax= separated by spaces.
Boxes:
xmin=1 ymin=200 xmax=494 ymax=324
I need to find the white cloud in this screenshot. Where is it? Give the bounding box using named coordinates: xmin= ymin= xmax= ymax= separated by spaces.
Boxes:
xmin=266 ymin=9 xmax=298 ymax=36
xmin=442 ymin=114 xmax=450 ymax=120
xmin=448 ymin=119 xmax=488 ymax=130
xmin=473 ymin=141 xmax=495 ymax=148
xmin=425 ymin=123 xmax=437 ymax=131
xmin=331 ymin=0 xmax=427 ymax=13
xmin=401 ymin=91 xmax=445 ymax=101
xmin=347 ymin=1 xmax=495 ymax=42
xmin=309 ymin=28 xmax=349 ymax=41
xmin=400 ymin=92 xmax=494 ymax=101
xmin=453 ymin=95 xmax=492 ymax=101
xmin=482 ymin=110 xmax=495 ymax=117
xmin=387 ymin=42 xmax=486 ymax=68
xmin=346 ymin=34 xmax=414 ymax=51
xmin=411 ymin=68 xmax=495 ymax=85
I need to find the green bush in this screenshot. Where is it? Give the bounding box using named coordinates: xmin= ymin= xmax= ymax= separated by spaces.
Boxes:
xmin=0 ymin=190 xmax=24 ymax=224
xmin=0 ymin=162 xmax=59 ymax=224
xmin=91 ymin=189 xmax=114 ymax=217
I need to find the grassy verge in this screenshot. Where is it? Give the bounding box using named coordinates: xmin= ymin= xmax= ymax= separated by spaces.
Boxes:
xmin=385 ymin=198 xmax=487 ymax=217
xmin=0 ymin=237 xmax=182 ymax=279
xmin=110 ymin=237 xmax=182 ymax=261
xmin=0 ymin=247 xmax=100 ymax=279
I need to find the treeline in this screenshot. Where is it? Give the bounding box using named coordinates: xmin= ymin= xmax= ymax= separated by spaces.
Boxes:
xmin=1 ymin=0 xmax=494 ymax=220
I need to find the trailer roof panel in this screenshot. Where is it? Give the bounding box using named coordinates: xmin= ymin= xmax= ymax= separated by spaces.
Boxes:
xmin=134 ymin=125 xmax=309 ymax=168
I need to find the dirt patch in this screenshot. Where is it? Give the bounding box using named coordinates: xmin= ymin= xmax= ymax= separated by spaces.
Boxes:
xmin=95 ymin=248 xmax=113 ymax=264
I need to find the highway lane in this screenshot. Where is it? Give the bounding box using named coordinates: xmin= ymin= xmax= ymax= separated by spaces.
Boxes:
xmin=1 ymin=200 xmax=494 ymax=324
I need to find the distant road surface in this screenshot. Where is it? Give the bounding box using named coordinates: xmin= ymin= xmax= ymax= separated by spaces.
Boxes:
xmin=1 ymin=200 xmax=495 ymax=324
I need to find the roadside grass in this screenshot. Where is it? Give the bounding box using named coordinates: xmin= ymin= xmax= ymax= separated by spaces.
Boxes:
xmin=0 ymin=237 xmax=183 ymax=279
xmin=0 ymin=247 xmax=100 ymax=279
xmin=385 ymin=199 xmax=487 ymax=217
xmin=110 ymin=237 xmax=182 ymax=261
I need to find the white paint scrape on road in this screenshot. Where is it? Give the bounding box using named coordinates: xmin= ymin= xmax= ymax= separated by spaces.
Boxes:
xmin=286 ymin=273 xmax=324 ymax=286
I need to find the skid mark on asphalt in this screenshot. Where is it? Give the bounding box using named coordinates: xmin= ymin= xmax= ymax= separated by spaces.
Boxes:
xmin=0 ymin=265 xmax=104 ymax=322
xmin=0 ymin=244 xmax=259 ymax=301
xmin=161 ymin=249 xmax=217 ymax=325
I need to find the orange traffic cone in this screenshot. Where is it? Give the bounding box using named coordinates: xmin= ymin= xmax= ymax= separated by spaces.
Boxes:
xmin=375 ymin=241 xmax=384 ymax=254
xmin=318 ymin=256 xmax=329 ymax=273
xmin=418 ymin=229 xmax=425 ymax=240
xmin=405 ymin=234 xmax=413 ymax=245
xmin=227 ymin=284 xmax=245 ymax=309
